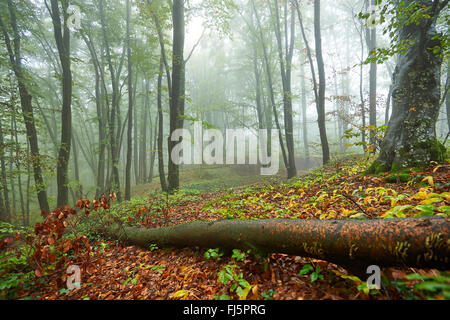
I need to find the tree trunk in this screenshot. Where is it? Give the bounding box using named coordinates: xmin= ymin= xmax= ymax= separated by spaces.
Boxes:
xmin=369 ymin=0 xmax=446 ymax=172
xmin=252 ymin=0 xmax=289 ymax=171
xmin=300 ymin=59 xmax=310 ymax=165
xmin=50 ymin=0 xmax=73 ymax=208
xmin=167 ymin=0 xmax=185 ymax=193
xmin=0 ymin=118 xmax=9 ymax=222
xmin=125 ymin=0 xmax=133 ymax=201
xmin=271 ymin=0 xmax=297 ymax=179
xmin=102 ymin=217 xmax=450 ymax=276
xmin=366 ymin=0 xmax=378 ymax=150
xmin=314 ymin=0 xmax=330 ymax=164
xmin=157 ymin=56 xmax=168 ymax=192
xmin=446 ymin=64 xmax=450 ymax=134
xmin=71 ymin=133 xmax=82 ymax=202
xmin=100 ymin=0 xmax=123 ymax=202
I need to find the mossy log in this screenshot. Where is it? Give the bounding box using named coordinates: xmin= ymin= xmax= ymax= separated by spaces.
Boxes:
xmin=102 ymin=217 xmax=449 ymax=275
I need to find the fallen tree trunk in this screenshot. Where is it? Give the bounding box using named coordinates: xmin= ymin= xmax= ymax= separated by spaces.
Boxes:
xmin=102 ymin=217 xmax=449 ymax=275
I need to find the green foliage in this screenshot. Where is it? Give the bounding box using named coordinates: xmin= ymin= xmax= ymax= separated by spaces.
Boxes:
xmin=359 ymin=0 xmax=449 ymax=63
xmin=151 ymin=264 xmax=165 ymax=274
xmin=404 ymin=272 xmax=450 ymax=300
xmin=218 ymin=264 xmax=251 ymax=300
xmin=261 ymin=289 xmax=276 ymax=300
xmin=343 ymin=125 xmax=387 ymax=153
xmin=231 ymin=249 xmax=245 ymax=262
xmin=298 ymin=264 xmax=324 ymax=283
xmin=204 ymin=248 xmax=223 ymax=261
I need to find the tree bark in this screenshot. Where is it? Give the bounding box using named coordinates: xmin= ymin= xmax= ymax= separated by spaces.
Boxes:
xmin=102 ymin=217 xmax=450 ymax=276
xmin=314 ymin=0 xmax=330 ymax=165
xmin=370 ymin=0 xmax=446 ymax=172
xmin=271 ymin=0 xmax=297 ymax=179
xmin=99 ymin=0 xmax=124 ymax=202
xmin=50 ymin=0 xmax=73 ymax=208
xmin=157 ymin=56 xmax=168 ymax=192
xmin=167 ymin=0 xmax=185 ymax=193
xmin=125 ymin=0 xmax=133 ymax=201
xmin=300 ymin=58 xmax=310 ymax=165
xmin=366 ymin=0 xmax=378 ymax=150
xmin=0 ymin=118 xmax=9 ymax=222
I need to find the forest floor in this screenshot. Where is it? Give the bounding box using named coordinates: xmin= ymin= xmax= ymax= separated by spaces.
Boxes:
xmin=3 ymin=156 xmax=450 ymax=300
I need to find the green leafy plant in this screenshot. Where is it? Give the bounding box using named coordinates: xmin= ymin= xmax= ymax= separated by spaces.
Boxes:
xmin=261 ymin=289 xmax=276 ymax=300
xmin=204 ymin=248 xmax=223 ymax=260
xmin=298 ymin=264 xmax=324 ymax=282
xmin=151 ymin=264 xmax=166 ymax=274
xmin=218 ymin=264 xmax=251 ymax=300
xmin=405 ymin=272 xmax=450 ymax=300
xmin=231 ymin=249 xmax=245 ymax=262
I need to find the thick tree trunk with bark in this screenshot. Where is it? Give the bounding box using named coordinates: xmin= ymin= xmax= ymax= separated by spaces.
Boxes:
xmin=369 ymin=0 xmax=446 ymax=172
xmin=102 ymin=218 xmax=449 ymax=276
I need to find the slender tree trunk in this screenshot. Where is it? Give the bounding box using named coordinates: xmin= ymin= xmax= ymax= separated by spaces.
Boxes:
xmin=134 ymin=81 xmax=141 ymax=185
xmin=50 ymin=0 xmax=73 ymax=208
xmin=446 ymin=64 xmax=450 ymax=133
xmin=100 ymin=0 xmax=123 ymax=201
xmin=252 ymin=0 xmax=289 ymax=171
xmin=139 ymin=80 xmax=150 ymax=184
xmin=71 ymin=133 xmax=82 ymax=201
xmin=271 ymin=0 xmax=297 ymax=178
xmin=0 ymin=1 xmax=50 ymax=213
xmin=149 ymin=117 xmax=157 ymax=183
xmin=157 ymin=57 xmax=168 ymax=192
xmin=366 ymin=0 xmax=378 ymax=150
xmin=314 ymin=0 xmax=330 ymax=164
xmin=300 ymin=60 xmax=310 ymax=165
xmin=12 ymin=112 xmax=25 ymax=225
xmin=168 ymin=0 xmax=185 ymax=193
xmin=125 ymin=0 xmax=133 ymax=201
xmin=0 ymin=118 xmax=9 ymax=222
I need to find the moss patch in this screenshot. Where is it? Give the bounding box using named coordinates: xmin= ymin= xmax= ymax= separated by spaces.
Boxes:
xmin=384 ymin=174 xmax=410 ymax=183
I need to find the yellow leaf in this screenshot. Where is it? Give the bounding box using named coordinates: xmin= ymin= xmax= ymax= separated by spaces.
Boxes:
xmin=342 ymin=208 xmax=356 ymax=217
xmin=252 ymin=285 xmax=258 ymax=298
xmin=239 ymin=286 xmax=252 ymax=300
xmin=172 ymin=289 xmax=191 ymax=299
xmin=422 ymin=176 xmax=434 ymax=187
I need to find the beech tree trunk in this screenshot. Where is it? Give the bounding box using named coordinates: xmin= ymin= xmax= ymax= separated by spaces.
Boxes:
xmin=370 ymin=0 xmax=446 ymax=172
xmin=102 ymin=218 xmax=449 ymax=276
xmin=124 ymin=0 xmax=133 ymax=201
xmin=314 ymin=0 xmax=330 ymax=165
xmin=167 ymin=0 xmax=185 ymax=193
xmin=50 ymin=0 xmax=73 ymax=208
